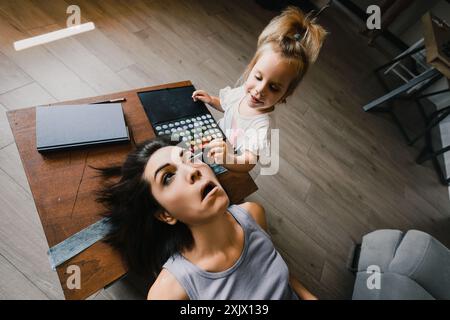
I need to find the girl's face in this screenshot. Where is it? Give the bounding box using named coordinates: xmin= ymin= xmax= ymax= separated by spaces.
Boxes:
xmin=144 ymin=146 xmax=229 ymax=226
xmin=244 ymin=49 xmax=297 ymax=110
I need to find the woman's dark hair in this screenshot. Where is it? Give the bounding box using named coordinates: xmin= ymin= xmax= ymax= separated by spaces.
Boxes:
xmin=95 ymin=138 xmax=193 ymax=278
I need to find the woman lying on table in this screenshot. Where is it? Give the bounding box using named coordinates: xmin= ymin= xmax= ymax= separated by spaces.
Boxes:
xmin=96 ymin=138 xmax=316 ymax=300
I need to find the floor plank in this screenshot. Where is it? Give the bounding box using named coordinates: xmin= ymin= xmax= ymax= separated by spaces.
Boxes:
xmin=0 ymin=0 xmax=54 ymax=32
xmin=0 ymin=167 xmax=64 ymax=299
xmin=0 ymin=252 xmax=49 ymax=300
xmin=319 ymin=260 xmax=355 ymax=299
xmin=117 ymin=64 xmax=155 ymax=89
xmin=0 ymin=103 xmax=14 ymax=148
xmin=102 ymin=276 xmax=145 ymax=300
xmin=0 ymin=143 xmax=32 ymax=196
xmin=28 ymin=24 xmax=130 ymax=95
xmin=86 ymin=289 xmax=112 ymax=300
xmin=0 ymin=51 xmax=32 ymax=95
xmin=0 ymin=0 xmax=449 ymax=300
xmin=0 ymin=13 xmax=97 ymax=102
xmin=0 ymin=82 xmax=56 ymax=110
xmin=77 ymin=29 xmax=135 ymax=73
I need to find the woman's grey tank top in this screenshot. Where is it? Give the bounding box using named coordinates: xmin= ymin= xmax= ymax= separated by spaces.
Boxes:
xmin=162 ymin=205 xmax=299 ymax=300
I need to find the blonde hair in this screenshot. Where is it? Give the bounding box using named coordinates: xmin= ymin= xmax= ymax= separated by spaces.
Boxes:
xmin=240 ymin=6 xmax=327 ymax=102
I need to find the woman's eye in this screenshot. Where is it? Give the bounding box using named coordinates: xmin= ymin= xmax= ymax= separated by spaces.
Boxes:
xmin=162 ymin=172 xmax=175 ymax=185
xmin=270 ymin=85 xmax=279 ymax=92
xmin=255 ymin=75 xmax=262 ymax=81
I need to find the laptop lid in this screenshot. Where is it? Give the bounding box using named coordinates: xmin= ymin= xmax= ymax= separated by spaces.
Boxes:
xmin=138 ymin=85 xmax=209 ymax=125
xmin=36 ymin=103 xmax=129 ymax=152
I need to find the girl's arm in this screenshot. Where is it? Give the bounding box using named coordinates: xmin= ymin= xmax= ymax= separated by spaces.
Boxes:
xmin=289 ymin=275 xmax=318 ymax=300
xmin=192 ymin=90 xmax=224 ymax=112
xmin=207 ymin=140 xmax=256 ymax=173
xmin=207 ymin=96 xmax=223 ymax=112
xmin=221 ymin=150 xmax=256 ymax=173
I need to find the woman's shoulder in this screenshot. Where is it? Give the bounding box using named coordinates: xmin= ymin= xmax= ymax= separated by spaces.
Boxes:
xmin=147 ymin=268 xmax=189 ymax=300
xmin=237 ymin=202 xmax=268 ymax=232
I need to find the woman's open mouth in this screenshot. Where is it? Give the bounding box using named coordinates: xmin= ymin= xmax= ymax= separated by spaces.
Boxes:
xmin=201 ymin=181 xmax=218 ymax=202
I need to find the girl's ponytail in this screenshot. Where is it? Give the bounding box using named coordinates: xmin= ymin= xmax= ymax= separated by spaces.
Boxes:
xmin=239 ymin=6 xmax=328 ymax=100
xmin=258 ymin=6 xmax=327 ymax=64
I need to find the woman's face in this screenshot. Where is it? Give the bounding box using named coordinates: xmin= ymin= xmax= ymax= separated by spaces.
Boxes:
xmin=144 ymin=146 xmax=229 ymax=226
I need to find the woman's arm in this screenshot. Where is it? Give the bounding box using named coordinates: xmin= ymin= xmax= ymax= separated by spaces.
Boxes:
xmin=147 ymin=269 xmax=189 ymax=300
xmin=289 ymin=274 xmax=318 ymax=300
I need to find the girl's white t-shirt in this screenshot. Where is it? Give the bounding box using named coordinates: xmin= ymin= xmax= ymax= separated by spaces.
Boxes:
xmin=217 ymin=86 xmax=274 ymax=156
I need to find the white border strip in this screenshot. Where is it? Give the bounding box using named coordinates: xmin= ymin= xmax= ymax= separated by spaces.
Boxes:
xmin=14 ymin=22 xmax=95 ymax=51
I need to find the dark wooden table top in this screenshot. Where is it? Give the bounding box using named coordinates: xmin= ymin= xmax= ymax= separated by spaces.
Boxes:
xmin=7 ymin=80 xmax=258 ymax=300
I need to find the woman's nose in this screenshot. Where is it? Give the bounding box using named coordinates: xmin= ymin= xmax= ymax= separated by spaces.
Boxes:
xmin=186 ymin=164 xmax=201 ymax=184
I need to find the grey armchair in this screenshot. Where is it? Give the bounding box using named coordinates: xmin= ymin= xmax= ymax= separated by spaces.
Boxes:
xmin=352 ymin=229 xmax=450 ymax=300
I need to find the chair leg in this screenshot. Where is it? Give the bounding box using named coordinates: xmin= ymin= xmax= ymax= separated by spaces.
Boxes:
xmin=346 ymin=242 xmax=361 ymax=274
xmin=416 ymin=145 xmax=450 ymax=164
xmin=416 ymin=143 xmax=450 ymax=186
xmin=373 ymin=45 xmax=425 ymax=73
xmin=413 ymin=88 xmax=450 ymax=100
xmin=409 ymin=107 xmax=450 ymax=146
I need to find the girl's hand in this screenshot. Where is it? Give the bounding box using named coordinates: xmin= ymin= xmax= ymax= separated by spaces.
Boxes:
xmin=206 ymin=138 xmax=233 ymax=165
xmin=192 ymin=90 xmax=212 ymax=104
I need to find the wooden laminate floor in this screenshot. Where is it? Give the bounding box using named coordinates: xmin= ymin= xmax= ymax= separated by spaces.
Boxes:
xmin=0 ymin=0 xmax=449 ymax=300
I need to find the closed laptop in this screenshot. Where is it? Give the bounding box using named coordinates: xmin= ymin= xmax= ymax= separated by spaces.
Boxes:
xmin=36 ymin=103 xmax=130 ymax=152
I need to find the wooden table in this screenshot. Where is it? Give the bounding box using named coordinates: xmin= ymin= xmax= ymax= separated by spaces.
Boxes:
xmin=7 ymin=81 xmax=258 ymax=300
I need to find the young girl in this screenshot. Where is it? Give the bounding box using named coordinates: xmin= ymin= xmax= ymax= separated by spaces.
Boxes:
xmin=97 ymin=138 xmax=317 ymax=299
xmin=193 ymin=6 xmax=327 ymax=173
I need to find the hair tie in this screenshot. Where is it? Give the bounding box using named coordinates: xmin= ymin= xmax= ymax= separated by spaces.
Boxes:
xmin=294 ymin=33 xmax=302 ymax=41
xmin=311 ymin=0 xmax=332 ymax=19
